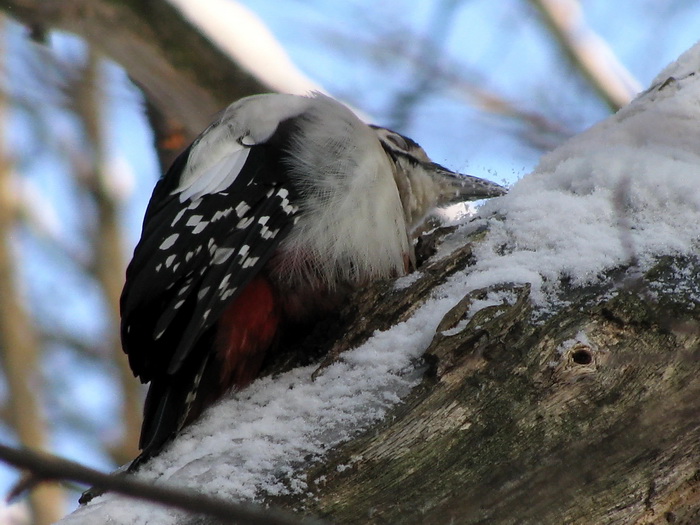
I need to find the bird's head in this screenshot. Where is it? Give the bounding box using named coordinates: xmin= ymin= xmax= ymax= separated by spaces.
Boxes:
xmin=371 ymin=125 xmax=507 ymax=229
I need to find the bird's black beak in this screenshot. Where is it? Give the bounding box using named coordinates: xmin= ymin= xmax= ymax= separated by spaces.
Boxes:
xmin=428 ymin=163 xmax=507 ymax=203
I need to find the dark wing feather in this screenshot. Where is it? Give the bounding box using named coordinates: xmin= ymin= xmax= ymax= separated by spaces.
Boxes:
xmin=121 ymin=143 xmax=298 ymax=381
xmin=166 ymin=186 xmax=296 ymax=373
xmin=120 ymin=126 xmax=301 ymax=459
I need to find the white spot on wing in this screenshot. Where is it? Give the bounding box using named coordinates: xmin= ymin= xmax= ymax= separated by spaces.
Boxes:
xmin=171 ymin=208 xmax=187 ymax=226
xmin=186 ymin=215 xmax=203 ymax=227
xmin=221 ymin=287 xmax=237 ymax=301
xmin=166 ymin=254 xmax=176 ymax=268
xmin=213 ymin=247 xmax=235 ymax=264
xmin=242 ymin=256 xmax=260 ymax=269
xmin=192 ymin=221 xmax=209 ymax=234
xmin=280 ymin=192 xmax=297 ymax=214
xmin=159 ymin=233 xmax=179 ymax=250
xmin=261 ymin=228 xmax=278 ymax=240
xmin=212 ymin=208 xmax=233 ymax=222
xmin=218 ymin=275 xmax=231 ymax=290
xmin=237 ymin=216 xmax=254 ymax=229
xmin=235 ymin=201 xmax=251 ymax=217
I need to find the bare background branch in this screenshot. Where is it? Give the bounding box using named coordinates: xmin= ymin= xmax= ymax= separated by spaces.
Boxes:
xmin=0 ymin=443 xmax=322 ymax=525
xmin=0 ymin=18 xmax=64 ymax=524
xmin=528 ymin=0 xmax=641 ymax=111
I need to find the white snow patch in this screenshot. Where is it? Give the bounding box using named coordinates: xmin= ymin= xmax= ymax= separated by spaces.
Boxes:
xmin=167 ymin=0 xmax=322 ymax=96
xmin=557 ymin=331 xmax=593 ymax=355
xmin=393 ymin=270 xmax=422 ymax=290
xmin=63 ymin=289 xmax=460 ymax=524
xmin=61 ymin=43 xmax=700 ymax=524
xmin=466 ymin=44 xmax=700 ymax=308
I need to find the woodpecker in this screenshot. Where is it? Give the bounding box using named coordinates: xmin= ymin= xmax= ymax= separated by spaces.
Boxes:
xmin=122 ymin=92 xmax=506 ymax=465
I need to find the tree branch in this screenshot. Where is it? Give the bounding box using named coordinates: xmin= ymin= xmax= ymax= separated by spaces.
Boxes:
xmin=273 ymin=256 xmax=700 ymax=524
xmin=528 ymin=0 xmax=640 ymax=111
xmin=0 ymin=17 xmax=64 ymax=524
xmin=0 ymin=444 xmax=325 ymax=525
xmin=0 ymin=0 xmax=269 ymax=140
xmin=73 ymin=49 xmax=142 ymax=465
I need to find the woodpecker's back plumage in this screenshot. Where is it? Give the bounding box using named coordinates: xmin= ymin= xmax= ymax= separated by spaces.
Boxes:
xmin=121 ymin=92 xmax=506 ymax=465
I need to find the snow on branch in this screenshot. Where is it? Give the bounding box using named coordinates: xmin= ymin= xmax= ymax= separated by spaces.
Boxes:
xmin=0 ymin=444 xmax=320 ymax=525
xmin=58 ymin=39 xmax=700 ymax=525
xmin=166 ymin=0 xmax=322 ymax=95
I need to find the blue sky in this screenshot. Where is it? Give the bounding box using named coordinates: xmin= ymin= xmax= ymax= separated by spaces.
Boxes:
xmin=240 ymin=0 xmax=700 ymax=182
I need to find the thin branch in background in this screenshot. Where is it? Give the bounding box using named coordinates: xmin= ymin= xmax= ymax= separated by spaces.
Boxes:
xmin=0 ymin=444 xmax=325 ymax=525
xmin=437 ymin=68 xmax=575 ymax=151
xmin=71 ymin=49 xmax=142 ymax=466
xmin=528 ymin=0 xmax=641 ymax=112
xmin=0 ymin=16 xmax=64 ymax=525
xmin=167 ymin=0 xmax=321 ymax=96
xmin=325 ymin=14 xmax=575 ymax=151
xmin=386 ymin=0 xmax=461 ymax=130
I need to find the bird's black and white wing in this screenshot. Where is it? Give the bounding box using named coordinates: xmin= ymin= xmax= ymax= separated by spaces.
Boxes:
xmin=121 ymin=97 xmax=310 ymax=396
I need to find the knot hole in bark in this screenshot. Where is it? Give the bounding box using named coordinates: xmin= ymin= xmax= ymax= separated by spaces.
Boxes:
xmin=571 ymin=348 xmax=593 ymax=365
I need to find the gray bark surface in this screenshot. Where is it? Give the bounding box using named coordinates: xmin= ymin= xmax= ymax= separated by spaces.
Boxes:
xmin=272 ymin=254 xmax=700 ymax=524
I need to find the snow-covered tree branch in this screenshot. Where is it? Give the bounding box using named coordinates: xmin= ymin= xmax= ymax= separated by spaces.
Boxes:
xmin=0 ymin=1 xmax=698 ymax=524
xmin=57 ymin=43 xmax=700 ymax=524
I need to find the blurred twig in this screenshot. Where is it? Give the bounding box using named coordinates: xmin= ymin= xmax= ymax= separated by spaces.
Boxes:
xmin=0 ymin=443 xmax=323 ymax=525
xmin=528 ymin=0 xmax=641 ymax=111
xmin=0 ymin=16 xmax=64 ymax=525
xmin=386 ymin=0 xmax=461 ymax=130
xmin=326 ymin=16 xmax=574 ymax=151
xmin=71 ymin=50 xmax=142 ymax=465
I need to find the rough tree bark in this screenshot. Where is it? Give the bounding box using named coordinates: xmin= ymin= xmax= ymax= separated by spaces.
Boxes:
xmin=267 ymin=252 xmax=700 ymax=524
xmin=3 ymin=2 xmax=700 ymax=525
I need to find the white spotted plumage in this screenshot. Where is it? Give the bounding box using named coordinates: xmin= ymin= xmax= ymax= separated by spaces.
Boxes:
xmin=119 ymin=92 xmax=506 ymax=464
